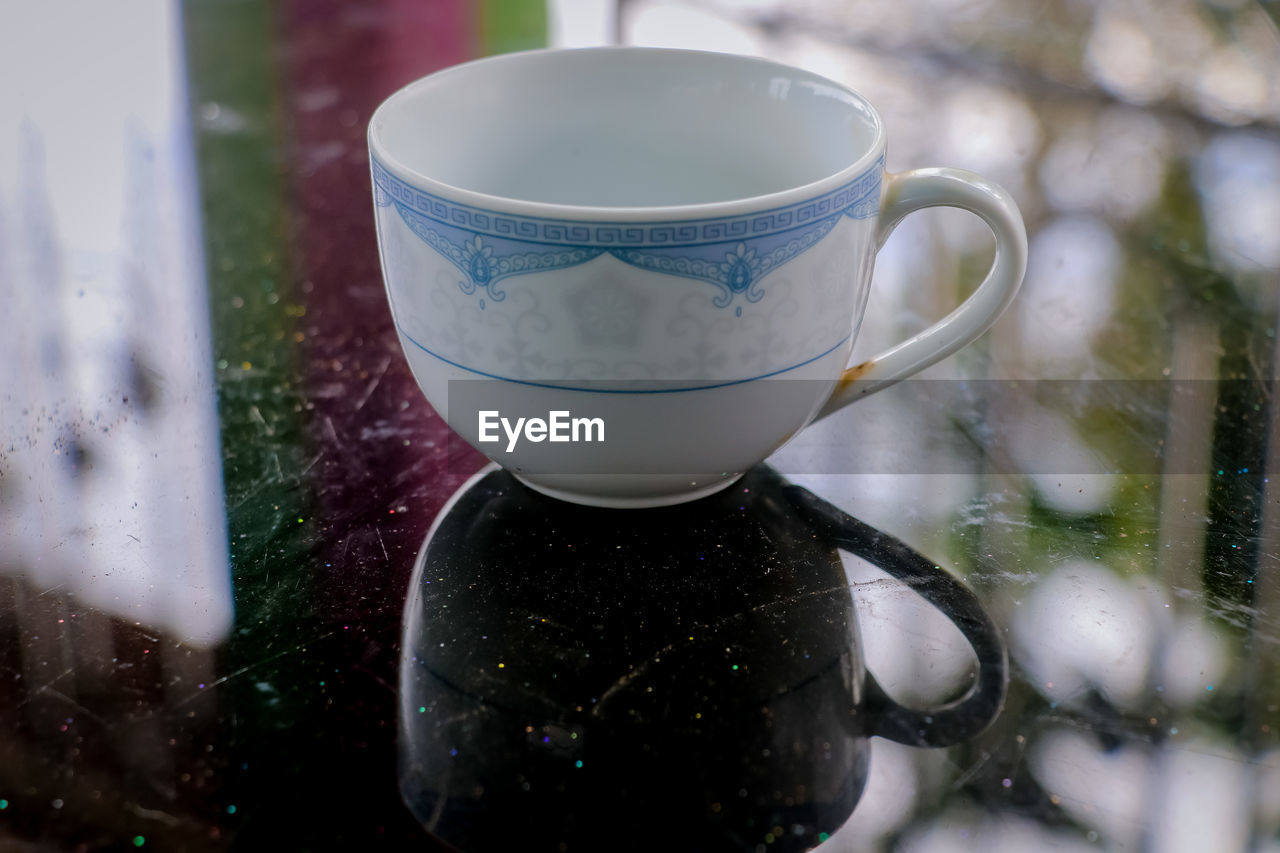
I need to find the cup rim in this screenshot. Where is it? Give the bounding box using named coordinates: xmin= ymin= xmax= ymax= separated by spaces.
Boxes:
xmin=367 ymin=46 xmax=887 ymax=223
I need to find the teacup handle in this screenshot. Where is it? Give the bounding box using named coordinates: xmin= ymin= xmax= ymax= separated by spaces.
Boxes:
xmin=785 ymin=482 xmax=1009 ymax=747
xmin=816 ymin=167 xmax=1027 ymax=419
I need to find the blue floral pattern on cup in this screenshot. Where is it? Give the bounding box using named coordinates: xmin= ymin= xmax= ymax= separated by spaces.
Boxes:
xmin=372 ymin=155 xmax=882 ymax=308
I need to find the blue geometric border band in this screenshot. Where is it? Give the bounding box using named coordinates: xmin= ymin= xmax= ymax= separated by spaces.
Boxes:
xmin=372 ymin=155 xmax=883 ymax=247
xmin=373 ymin=155 xmax=882 ymax=308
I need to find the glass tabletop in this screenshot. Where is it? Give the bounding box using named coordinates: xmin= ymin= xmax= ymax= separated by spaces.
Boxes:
xmin=1 ymin=0 xmax=1278 ymax=850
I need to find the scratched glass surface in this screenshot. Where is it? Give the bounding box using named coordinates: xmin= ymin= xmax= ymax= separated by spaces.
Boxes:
xmin=1 ymin=0 xmax=1278 ymax=850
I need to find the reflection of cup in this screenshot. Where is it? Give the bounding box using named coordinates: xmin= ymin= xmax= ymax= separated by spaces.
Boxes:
xmin=398 ymin=465 xmax=1007 ymax=852
xmin=369 ymin=48 xmax=1027 ymax=507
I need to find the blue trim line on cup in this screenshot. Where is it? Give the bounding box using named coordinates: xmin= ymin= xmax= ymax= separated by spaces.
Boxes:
xmin=397 ymin=326 xmax=852 ymax=394
xmin=372 ymin=155 xmax=883 ymax=308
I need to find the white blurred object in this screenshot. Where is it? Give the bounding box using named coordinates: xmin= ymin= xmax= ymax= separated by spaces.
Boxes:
xmin=1157 ymin=613 xmax=1227 ymax=706
xmin=1258 ymin=748 xmax=1280 ymax=840
xmin=940 ymin=82 xmax=1040 ymax=188
xmin=548 ymin=0 xmax=617 ymax=47
xmin=0 ymin=1 xmax=231 ymax=646
xmin=1195 ymin=133 xmax=1280 ymax=272
xmin=1192 ymin=45 xmax=1272 ymax=127
xmin=898 ymin=809 xmax=1098 ymax=853
xmin=1031 ymin=728 xmax=1254 ymax=853
xmin=1015 ymin=215 xmax=1121 ymax=375
xmin=1084 ymin=9 xmax=1170 ymax=106
xmin=1039 ymin=108 xmax=1171 ymax=220
xmin=1148 ymin=737 xmax=1251 ymax=853
xmin=1012 ymin=559 xmax=1156 ymax=709
xmin=1030 ymin=728 xmax=1148 ymax=850
xmin=622 ymin=0 xmax=768 ymax=55
xmin=844 ymin=547 xmax=977 ymax=709
xmin=1008 ymin=403 xmax=1117 ymax=515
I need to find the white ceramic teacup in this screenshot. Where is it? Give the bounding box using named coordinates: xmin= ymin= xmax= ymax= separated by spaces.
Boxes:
xmin=369 ymin=47 xmax=1027 ymax=507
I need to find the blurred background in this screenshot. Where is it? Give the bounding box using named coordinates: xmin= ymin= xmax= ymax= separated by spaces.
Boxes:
xmin=1 ymin=0 xmax=1279 ymax=850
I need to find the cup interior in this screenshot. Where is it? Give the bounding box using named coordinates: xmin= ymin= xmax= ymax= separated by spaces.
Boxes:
xmin=370 ymin=48 xmax=882 ymax=209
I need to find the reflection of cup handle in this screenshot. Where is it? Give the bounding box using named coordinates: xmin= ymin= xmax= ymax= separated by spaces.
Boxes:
xmin=816 ymin=168 xmax=1028 ymax=419
xmin=785 ymin=482 xmax=1009 ymax=747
